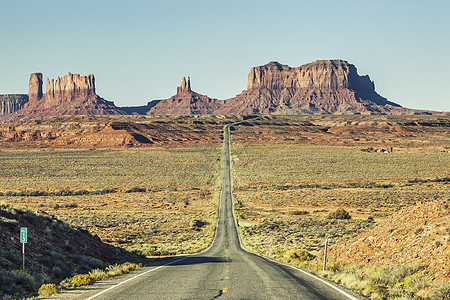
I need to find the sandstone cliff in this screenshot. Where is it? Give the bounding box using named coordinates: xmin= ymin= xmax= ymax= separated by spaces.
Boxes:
xmin=3 ymin=72 xmax=125 ymax=122
xmin=223 ymin=60 xmax=402 ymax=115
xmin=0 ymin=94 xmax=28 ymax=117
xmin=45 ymin=73 xmax=96 ymax=106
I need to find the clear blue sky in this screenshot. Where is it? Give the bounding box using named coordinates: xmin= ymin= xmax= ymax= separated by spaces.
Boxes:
xmin=1 ymin=0 xmax=449 ymax=111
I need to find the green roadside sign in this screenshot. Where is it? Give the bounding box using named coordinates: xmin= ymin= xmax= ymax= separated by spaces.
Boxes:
xmin=20 ymin=227 xmax=27 ymax=243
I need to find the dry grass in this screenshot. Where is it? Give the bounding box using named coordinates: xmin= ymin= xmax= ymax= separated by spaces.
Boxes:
xmin=0 ymin=146 xmax=222 ymax=254
xmin=233 ymin=143 xmax=449 ymax=258
xmin=230 ymin=125 xmax=449 ymax=299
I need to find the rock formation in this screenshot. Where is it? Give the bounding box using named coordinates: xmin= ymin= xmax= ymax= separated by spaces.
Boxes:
xmin=145 ymin=60 xmax=421 ymax=116
xmin=225 ymin=60 xmax=402 ymax=115
xmin=177 ymin=76 xmax=191 ymax=94
xmin=1 ymin=59 xmax=445 ymax=122
xmin=28 ymin=73 xmax=43 ymax=102
xmin=2 ymin=72 xmax=125 ymax=123
xmin=247 ymin=60 xmax=374 ymax=91
xmin=45 ymin=73 xmax=96 ymax=106
xmin=147 ymin=77 xmax=222 ymax=115
xmin=0 ymin=94 xmax=28 ymax=117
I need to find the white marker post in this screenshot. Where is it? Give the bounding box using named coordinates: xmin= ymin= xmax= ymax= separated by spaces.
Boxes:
xmin=20 ymin=227 xmax=27 ymax=273
xmin=323 ymin=238 xmax=328 ymax=271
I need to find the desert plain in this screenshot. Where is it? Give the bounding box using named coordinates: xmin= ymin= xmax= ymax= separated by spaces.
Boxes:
xmin=0 ymin=114 xmax=449 ymax=298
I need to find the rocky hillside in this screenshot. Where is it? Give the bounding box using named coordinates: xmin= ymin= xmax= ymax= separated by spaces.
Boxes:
xmin=0 ymin=203 xmax=135 ymax=297
xmin=2 ymin=72 xmax=126 ymax=123
xmin=0 ymin=94 xmax=28 ymax=116
xmin=329 ymin=199 xmax=450 ymax=282
xmin=0 ymin=115 xmax=237 ymax=148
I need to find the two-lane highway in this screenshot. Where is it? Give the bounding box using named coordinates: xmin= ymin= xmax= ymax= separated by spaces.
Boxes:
xmin=56 ymin=121 xmax=363 ymax=299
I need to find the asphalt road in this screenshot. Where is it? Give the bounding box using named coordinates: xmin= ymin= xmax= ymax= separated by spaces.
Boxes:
xmin=54 ymin=121 xmax=364 ymax=300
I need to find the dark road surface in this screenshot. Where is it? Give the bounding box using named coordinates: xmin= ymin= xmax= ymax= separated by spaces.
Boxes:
xmin=54 ymin=121 xmax=363 ymax=300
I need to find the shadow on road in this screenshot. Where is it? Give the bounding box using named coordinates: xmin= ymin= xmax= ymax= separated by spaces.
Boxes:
xmin=167 ymin=256 xmax=229 ymax=266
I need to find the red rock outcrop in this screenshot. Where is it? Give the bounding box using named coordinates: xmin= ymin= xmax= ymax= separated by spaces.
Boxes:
xmin=177 ymin=76 xmax=191 ymax=94
xmin=0 ymin=94 xmax=28 ymax=116
xmin=222 ymin=60 xmax=402 ymax=115
xmin=247 ymin=60 xmax=374 ymax=91
xmin=2 ymin=72 xmax=125 ymax=123
xmin=45 ymin=73 xmax=96 ymax=107
xmin=28 ymin=73 xmax=43 ymax=102
xmin=147 ymin=77 xmax=222 ymax=115
xmin=146 ymin=60 xmax=424 ymax=116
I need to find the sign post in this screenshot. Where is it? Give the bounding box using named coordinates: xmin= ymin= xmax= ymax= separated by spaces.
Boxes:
xmin=323 ymin=238 xmax=328 ymax=271
xmin=20 ymin=228 xmax=27 ymax=273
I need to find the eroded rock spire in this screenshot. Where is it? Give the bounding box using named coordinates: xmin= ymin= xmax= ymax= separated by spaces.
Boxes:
xmin=177 ymin=76 xmax=191 ymax=94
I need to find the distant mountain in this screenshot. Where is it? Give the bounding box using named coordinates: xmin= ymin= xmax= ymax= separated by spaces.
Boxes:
xmin=0 ymin=60 xmax=447 ymax=123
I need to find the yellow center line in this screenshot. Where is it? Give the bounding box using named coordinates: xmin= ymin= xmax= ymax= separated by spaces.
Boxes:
xmin=226 ymin=276 xmax=230 ymax=279
xmin=226 ymin=269 xmax=230 ymax=272
xmin=223 ymin=288 xmax=228 ymax=293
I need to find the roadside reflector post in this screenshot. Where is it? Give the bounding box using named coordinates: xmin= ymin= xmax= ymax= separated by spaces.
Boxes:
xmin=323 ymin=238 xmax=328 ymax=271
xmin=20 ymin=227 xmax=27 ymax=273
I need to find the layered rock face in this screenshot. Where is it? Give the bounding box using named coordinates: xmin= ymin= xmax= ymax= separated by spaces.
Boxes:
xmin=45 ymin=73 xmax=96 ymax=106
xmin=2 ymin=72 xmax=125 ymax=123
xmin=247 ymin=60 xmax=374 ymax=91
xmin=233 ymin=59 xmax=401 ymax=114
xmin=147 ymin=60 xmax=410 ymax=116
xmin=0 ymin=94 xmax=28 ymax=116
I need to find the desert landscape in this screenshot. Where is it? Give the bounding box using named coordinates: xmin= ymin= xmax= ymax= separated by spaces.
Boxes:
xmin=2 ymin=1 xmax=449 ymax=298
xmin=0 ymin=114 xmax=448 ymax=299
xmin=228 ymin=115 xmax=449 ymax=299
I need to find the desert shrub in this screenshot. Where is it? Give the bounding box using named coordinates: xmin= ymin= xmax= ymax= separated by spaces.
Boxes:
xmin=430 ymin=281 xmax=450 ymax=300
xmin=372 ymin=264 xmax=423 ymax=287
xmin=88 ymin=269 xmax=108 ymax=281
xmin=327 ymin=208 xmax=351 ymax=220
xmin=361 ymin=147 xmax=375 ymax=152
xmin=142 ymin=244 xmax=160 ymax=256
xmin=290 ymin=210 xmax=309 ymax=216
xmin=69 ymin=274 xmax=95 ymax=287
xmin=0 ymin=270 xmax=38 ymax=297
xmin=71 ymin=255 xmax=105 ymax=274
xmin=125 ymin=186 xmax=147 ymax=193
xmin=8 ymin=271 xmax=36 ymax=293
xmin=38 ymin=283 xmax=59 ymax=297
xmin=192 ymin=219 xmax=207 ymax=230
xmin=105 ymin=263 xmax=138 ymax=277
xmin=284 ymin=249 xmax=315 ymax=264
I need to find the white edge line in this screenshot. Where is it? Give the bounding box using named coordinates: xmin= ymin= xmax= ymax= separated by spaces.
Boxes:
xmin=227 ymin=123 xmax=361 ymax=300
xmin=85 ymin=256 xmax=190 ymax=300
